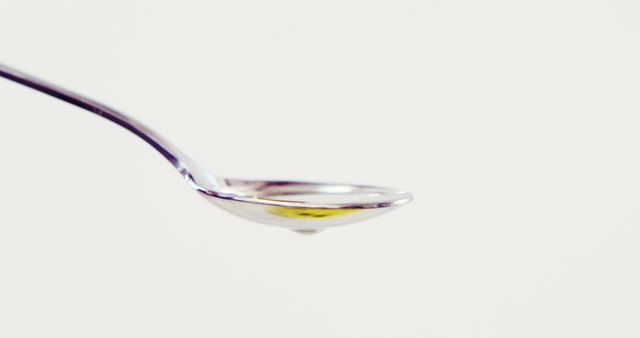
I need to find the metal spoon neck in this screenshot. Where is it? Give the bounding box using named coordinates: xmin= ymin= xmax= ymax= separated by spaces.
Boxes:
xmin=0 ymin=62 xmax=202 ymax=181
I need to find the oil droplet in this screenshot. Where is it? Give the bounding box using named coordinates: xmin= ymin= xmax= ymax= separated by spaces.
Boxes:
xmin=293 ymin=229 xmax=324 ymax=235
xmin=268 ymin=207 xmax=360 ymax=219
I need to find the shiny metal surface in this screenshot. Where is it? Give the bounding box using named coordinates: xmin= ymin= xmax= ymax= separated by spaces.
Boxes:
xmin=0 ymin=63 xmax=412 ymax=232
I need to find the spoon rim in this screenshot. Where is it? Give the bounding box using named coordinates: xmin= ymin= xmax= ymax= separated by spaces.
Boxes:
xmin=191 ymin=178 xmax=413 ymax=210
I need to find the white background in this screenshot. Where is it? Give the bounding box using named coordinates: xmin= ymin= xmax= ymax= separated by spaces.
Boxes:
xmin=1 ymin=0 xmax=639 ymax=337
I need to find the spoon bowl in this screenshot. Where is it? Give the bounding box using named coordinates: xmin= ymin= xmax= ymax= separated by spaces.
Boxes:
xmin=195 ymin=179 xmax=412 ymax=232
xmin=0 ymin=63 xmax=412 ymax=232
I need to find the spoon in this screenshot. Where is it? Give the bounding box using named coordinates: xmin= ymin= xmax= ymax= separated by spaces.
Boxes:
xmin=0 ymin=63 xmax=412 ymax=233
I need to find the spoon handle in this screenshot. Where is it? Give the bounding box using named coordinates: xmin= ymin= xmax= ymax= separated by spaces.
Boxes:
xmin=0 ymin=63 xmax=190 ymax=172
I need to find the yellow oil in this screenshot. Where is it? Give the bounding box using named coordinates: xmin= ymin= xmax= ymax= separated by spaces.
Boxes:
xmin=268 ymin=207 xmax=360 ymax=219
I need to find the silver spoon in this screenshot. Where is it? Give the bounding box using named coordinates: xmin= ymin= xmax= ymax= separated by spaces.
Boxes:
xmin=0 ymin=63 xmax=412 ymax=234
